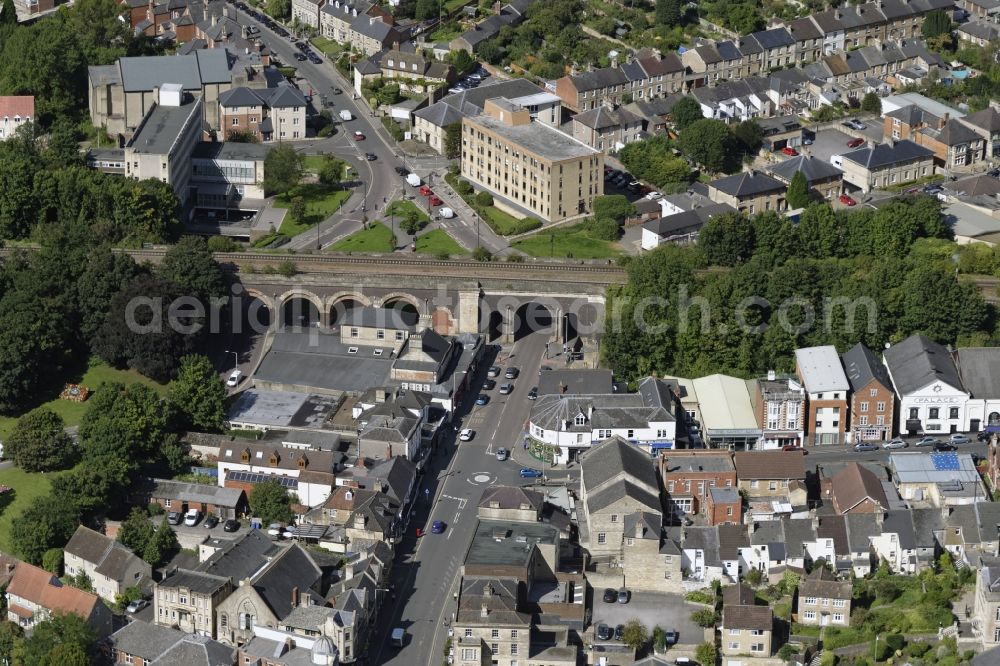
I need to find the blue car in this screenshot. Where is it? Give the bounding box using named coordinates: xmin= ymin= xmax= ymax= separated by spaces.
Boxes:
xmin=475 ymin=395 xmax=489 ymax=405
xmin=520 ymin=468 xmax=543 ymax=478
xmin=431 ymin=520 xmax=446 ymax=534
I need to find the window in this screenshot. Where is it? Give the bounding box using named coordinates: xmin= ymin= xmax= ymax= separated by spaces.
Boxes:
xmin=752 ymin=643 xmax=765 ymax=652
xmin=376 ymin=330 xmax=385 ymax=340
xmin=164 ymin=499 xmax=172 ymax=508
xmin=490 ymin=643 xmax=498 ymax=654
xmin=510 ymin=644 xmax=518 ymax=655
xmin=804 ymin=611 xmax=816 ymax=620
xmin=751 ymin=629 xmax=764 ymax=636
xmin=491 ymin=629 xmax=499 ymax=639
xmin=461 ymin=649 xmax=477 ymax=659
xmin=465 ymin=629 xmax=473 ymax=638
xmin=816 ymin=420 xmax=823 ymax=429
xmin=833 ymin=599 xmax=846 ymax=607
xmin=860 ymin=402 xmax=869 ymax=412
xmin=611 ymin=514 xmax=619 ymax=523
xmin=729 ymin=642 xmax=740 ymax=650
xmin=729 ymin=628 xmax=741 ymax=635
xmin=870 ymin=388 xmax=878 ymax=397
xmin=876 ymin=401 xmax=885 ymax=412
xmin=510 ymin=630 xmax=518 ymax=639
xmin=804 ymin=597 xmax=817 ymax=605
xmin=179 ymin=594 xmax=188 ymax=605
xmin=395 ymin=331 xmax=404 ymax=341
xmin=929 ymin=408 xmax=939 ymax=419
xmin=574 ymin=414 xmax=586 ymax=426
xmin=598 ymin=533 xmax=606 ymax=544
xmin=909 ymin=407 xmax=919 ymax=419
xmin=750 ymin=480 xmax=759 ymax=488
xmin=727 ymin=506 xmax=733 ymax=516
xmin=349 ymin=328 xmax=359 ymax=337
xmin=950 ymin=407 xmax=959 ymax=419
xmin=859 ymin=415 xmax=868 ymax=426
xmin=627 ymin=429 xmax=634 ymax=438
xmin=769 ymin=481 xmax=777 ymax=491
xmin=833 ymin=613 xmax=844 ymax=622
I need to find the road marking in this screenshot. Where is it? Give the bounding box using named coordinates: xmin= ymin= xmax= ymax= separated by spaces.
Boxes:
xmin=470 ymin=473 xmax=494 ymax=485
xmin=440 ymin=495 xmax=467 ymax=510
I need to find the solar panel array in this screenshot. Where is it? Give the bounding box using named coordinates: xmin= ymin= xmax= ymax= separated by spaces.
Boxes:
xmin=930 ymin=453 xmax=960 ymax=471
xmin=225 ymin=470 xmax=297 ymax=488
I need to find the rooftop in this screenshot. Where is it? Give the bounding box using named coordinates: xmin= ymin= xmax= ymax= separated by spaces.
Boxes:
xmin=227 ymin=389 xmax=340 ymax=429
xmin=464 ymin=519 xmax=559 ymax=569
xmin=126 ymin=97 xmax=202 ymax=155
xmin=466 ymin=110 xmax=599 ymax=162
xmin=709 ymin=170 xmax=786 ymax=198
xmin=956 ymin=347 xmax=1000 ymax=398
xmin=883 ymin=334 xmax=964 ymax=395
xmin=795 ymin=345 xmax=850 ymax=394
xmin=840 ymin=139 xmax=933 ymax=170
xmin=733 ymin=450 xmax=807 ymax=481
xmin=537 ymin=369 xmax=614 ymax=395
xmin=891 ymin=452 xmax=980 ymax=484
xmin=690 ymin=374 xmax=759 ymax=433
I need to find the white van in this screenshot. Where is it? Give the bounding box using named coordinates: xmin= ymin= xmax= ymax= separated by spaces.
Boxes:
xmin=339 ymin=109 xmax=352 ymax=121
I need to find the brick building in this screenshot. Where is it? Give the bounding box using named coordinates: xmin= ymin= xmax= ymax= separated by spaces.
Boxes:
xmin=659 ymin=450 xmax=737 ymax=519
xmin=842 ymin=342 xmax=895 ymax=443
xmin=796 ymin=345 xmax=850 ymax=446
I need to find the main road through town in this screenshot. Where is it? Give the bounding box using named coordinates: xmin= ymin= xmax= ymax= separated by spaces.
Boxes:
xmin=368 ymin=325 xmax=576 ymax=666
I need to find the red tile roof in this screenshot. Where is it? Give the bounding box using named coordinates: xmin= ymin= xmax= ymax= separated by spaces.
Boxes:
xmin=7 ymin=562 xmax=99 ymax=620
xmin=0 ymin=96 xmax=34 ymax=119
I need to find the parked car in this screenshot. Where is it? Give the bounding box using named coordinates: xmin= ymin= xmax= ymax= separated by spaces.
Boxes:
xmin=614 ymin=624 xmax=625 ymax=641
xmin=167 ymin=511 xmax=182 ymax=525
xmin=204 ymin=516 xmax=219 ymax=529
xmin=429 ymin=195 xmax=443 ymax=206
xmin=781 ymin=445 xmax=806 ymax=453
xmin=664 ymin=630 xmax=679 ymax=646
xmin=499 ymin=383 xmax=513 ymax=395
xmin=505 ymin=367 xmax=519 ymax=379
xmin=223 ymin=519 xmax=240 ymax=532
xmin=332 ymin=87 xmax=343 ymax=94
xmin=419 ymin=185 xmax=432 ymax=196
xmin=431 ymin=520 xmax=446 ymax=534
xmin=934 ymin=442 xmax=957 ymax=452
xmin=487 ymin=366 xmax=501 ymax=377
xmin=475 ymin=394 xmax=489 ymax=406
xmin=394 ymin=166 xmax=409 ymax=176
xmin=915 ymin=436 xmax=941 ymax=447
xmin=483 ymin=379 xmax=496 ymax=390
xmin=847 ymin=137 xmax=865 ymax=148
xmin=184 ymin=509 xmax=201 ymax=526
xmin=226 ymin=369 xmax=243 ymax=387
xmin=602 ymin=588 xmax=617 ymax=603
xmin=854 ymin=441 xmax=878 ymax=452
xmin=126 ymin=599 xmax=149 ymax=614
xmin=294 ymin=53 xmax=306 ymax=61
xmin=459 ymin=428 xmax=474 ymax=441
xmin=520 ymin=467 xmax=543 ymax=478
xmin=950 ymin=434 xmax=971 ymax=445
xmin=528 ymin=387 xmax=538 ymax=400
xmin=617 ymin=587 xmax=629 ymax=604
xmin=839 ymin=194 xmax=857 ymax=206
xmin=496 ymin=448 xmax=508 ymax=461
xmin=884 ymin=438 xmax=908 ymax=449
xmin=596 ymin=624 xmax=613 ymax=641
xmin=781 ymin=146 xmax=798 ymax=156
xmin=979 ymin=430 xmax=993 ymax=442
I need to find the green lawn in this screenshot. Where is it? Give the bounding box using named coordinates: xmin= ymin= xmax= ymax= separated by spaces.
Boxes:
xmin=429 ymin=23 xmax=463 ymax=42
xmin=329 ymin=222 xmax=396 ymax=253
xmin=310 ymin=36 xmax=343 ymax=58
xmin=512 ymin=224 xmax=621 ymax=259
xmin=274 ymin=184 xmax=352 ymax=236
xmin=387 ymin=199 xmax=430 ymax=223
xmin=0 ymin=467 xmax=55 ymax=555
xmin=415 ymin=229 xmax=468 ymax=256
xmin=443 ymin=0 xmax=472 ymax=11
xmin=481 ymin=206 xmax=526 ymax=235
xmin=0 ymin=359 xmax=169 ymax=441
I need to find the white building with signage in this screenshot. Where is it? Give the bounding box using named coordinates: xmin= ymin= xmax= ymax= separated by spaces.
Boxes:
xmin=884 ymin=335 xmax=970 ymax=436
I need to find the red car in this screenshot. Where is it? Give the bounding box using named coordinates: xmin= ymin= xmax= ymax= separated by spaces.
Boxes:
xmin=353 ymin=131 xmax=365 ymax=141
xmin=782 ymin=445 xmax=807 ymax=454
xmin=781 ymin=146 xmax=798 ymax=156
xmin=428 ymin=195 xmax=442 ymax=206
xmin=847 ymin=137 xmax=865 ymax=148
xmin=839 ymin=193 xmax=857 ymax=206
xmin=419 ymin=185 xmax=432 ymax=196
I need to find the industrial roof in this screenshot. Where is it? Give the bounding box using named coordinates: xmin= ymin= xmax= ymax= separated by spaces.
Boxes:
xmin=890 ymin=452 xmax=980 ymax=484
xmin=227 ymin=389 xmax=340 ymax=429
xmin=464 ymin=519 xmax=558 ymax=568
xmin=538 ymin=369 xmax=614 ymax=396
xmin=690 ymin=374 xmax=759 ymax=433
xmin=119 ymin=49 xmax=233 ymax=92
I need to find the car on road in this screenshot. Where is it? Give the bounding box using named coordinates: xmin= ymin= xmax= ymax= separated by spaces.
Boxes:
xmin=781 ymin=146 xmax=799 ymax=156
xmin=496 ymin=448 xmax=508 ymax=461
xmin=394 ymin=166 xmax=408 ymax=176
xmin=184 ymin=509 xmax=201 ymax=526
xmin=429 ymin=195 xmax=443 ymax=206
xmin=125 ymin=599 xmax=149 ymax=614
xmin=353 ymin=132 xmax=365 ymax=141
xmin=528 ymin=387 xmax=538 ymax=400
xmin=294 ymin=53 xmax=306 ymax=61
xmin=309 ymin=55 xmax=322 ymax=64
xmin=980 ymin=430 xmax=993 ymax=442
xmin=419 ymin=184 xmax=432 ymax=196
xmin=839 ymin=194 xmax=857 ymax=206
xmin=950 ymin=434 xmax=971 ymax=445
xmin=167 ymin=511 xmax=182 ymax=525
xmin=365 ymin=153 xmax=377 ymax=161
xmin=884 ymin=438 xmax=908 ymax=449
xmin=226 ymin=369 xmax=243 ymax=387
xmin=332 ymin=87 xmax=343 ymax=94
xmin=854 ymin=441 xmax=878 ymax=452
xmin=431 ymin=520 xmax=446 ymax=534
xmin=475 ymin=394 xmax=489 ymax=406
xmin=934 ymin=442 xmax=957 ymax=452
xmin=915 ymin=436 xmax=941 ymax=447
xmin=520 ymin=467 xmax=543 ymax=478
xmin=223 ymin=519 xmax=240 ymax=532
xmin=204 ymin=516 xmax=219 ymax=529
xmin=847 ymin=137 xmax=866 ymax=148
xmin=499 ymin=383 xmax=513 ymax=395
xmin=505 ymin=367 xmax=519 ymax=379
xmin=617 ymin=587 xmax=629 ymax=604
xmin=602 ymin=588 xmax=617 ymax=603
xmin=614 ymin=624 xmax=625 ymax=641
xmin=596 ymin=624 xmax=612 ymax=641
xmin=781 ymin=445 xmax=806 ymax=453
xmin=483 ymin=379 xmax=496 ymax=390
xmin=487 ymin=366 xmax=501 ymax=377
xmin=459 ymin=428 xmax=474 ymax=441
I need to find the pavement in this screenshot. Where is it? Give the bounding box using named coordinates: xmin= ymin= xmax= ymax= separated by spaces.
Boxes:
xmin=370 ymin=326 xmax=567 ymax=666
xmin=590 ymin=591 xmax=704 ymax=648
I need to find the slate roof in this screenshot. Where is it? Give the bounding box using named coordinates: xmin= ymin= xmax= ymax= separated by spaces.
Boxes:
xmin=768 ymin=155 xmax=843 ymax=185
xmin=119 ymin=49 xmax=233 ymax=92
xmin=749 ymin=520 xmax=786 ymax=562
xmin=158 ymin=568 xmax=231 ymax=594
xmin=922 ymin=118 xmax=982 ymax=147
xmin=198 ymin=529 xmax=280 ymax=580
xmin=799 ymin=567 xmax=852 ymax=600
xmin=588 ymin=479 xmax=661 ymax=514
xmin=573 ymin=105 xmax=640 ymax=130
xmin=643 ymin=203 xmax=736 ymax=238
xmin=882 ymin=509 xmax=917 ymax=550
xmin=733 ymin=451 xmax=806 ymax=481
xmin=253 ymin=544 xmax=322 ymax=618
xmin=151 ymin=479 xmax=245 ymax=508
xmin=219 ymin=84 xmax=306 ymax=109
xmin=831 ymin=462 xmax=888 ymax=513
xmin=752 ymin=27 xmax=795 ymax=50
xmin=841 ymin=139 xmax=933 ymax=170
xmin=724 ymin=604 xmax=773 ymax=630
xmin=110 ymin=621 xmax=195 ymax=661
xmin=150 ymin=633 xmax=236 ymax=666
xmin=841 ymin=343 xmax=892 ymax=393
xmin=883 ymin=334 xmax=964 ymax=395
xmin=709 ymin=171 xmax=786 ymax=198
xmin=962 ymin=106 xmax=1000 ymax=133
xmin=956 ymin=347 xmax=1000 ymax=398
xmin=566 ymin=66 xmax=629 ymax=92
xmin=456 ymin=577 xmax=529 ymax=625
xmin=680 ymin=526 xmax=721 ymax=566
xmin=717 ymin=523 xmax=749 ymax=560
xmin=844 ymin=513 xmax=880 ymax=553
xmin=479 ymin=486 xmax=544 ymax=512
xmin=787 ymin=16 xmax=823 ymax=41
xmin=581 ymin=435 xmax=660 ymax=491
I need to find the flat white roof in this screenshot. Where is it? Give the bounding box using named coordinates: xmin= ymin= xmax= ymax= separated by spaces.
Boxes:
xmin=508 ymin=92 xmax=561 ymax=106
xmin=690 ymin=374 xmax=759 ymax=432
xmin=795 ymin=346 xmax=849 ymax=393
xmin=881 ymin=92 xmax=965 ymax=120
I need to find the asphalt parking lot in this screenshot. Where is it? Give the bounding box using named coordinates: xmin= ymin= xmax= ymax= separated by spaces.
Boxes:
xmin=591 ymin=591 xmax=705 ymax=647
xmin=802 ymin=127 xmax=860 ymax=164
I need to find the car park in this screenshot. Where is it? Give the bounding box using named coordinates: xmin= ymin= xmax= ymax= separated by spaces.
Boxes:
xmin=915 ymin=436 xmax=941 ymax=447
xmin=226 ymin=369 xmax=243 ymax=387
xmin=520 ymin=467 xmax=543 ymax=478
xmin=839 ymin=194 xmax=856 ymax=206
xmin=950 ymin=434 xmax=971 ymax=445
xmin=126 ymin=599 xmax=149 ymax=614
xmin=496 ymin=448 xmax=508 ymax=461
xmin=459 ymin=428 xmax=474 ymax=441
xmin=184 ymin=509 xmax=201 ymax=526
xmin=223 ymin=519 xmax=240 ymax=532
xmin=505 ymin=367 xmax=519 ymax=379
xmin=431 ymin=520 xmax=446 ymax=534
xmin=884 ymin=438 xmax=908 ymax=449
xmin=499 ymin=383 xmax=513 ymax=395
xmin=475 ymin=394 xmax=489 ymax=405
xmin=854 ymin=441 xmax=878 ymax=452
xmin=596 ymin=624 xmax=612 ymax=641
xmin=167 ymin=511 xmax=182 ymax=525
xmin=602 ymin=588 xmax=616 ymax=603
xmin=204 ymin=516 xmax=219 ymax=529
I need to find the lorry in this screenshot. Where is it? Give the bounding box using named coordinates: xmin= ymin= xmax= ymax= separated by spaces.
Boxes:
xmin=339 ymin=109 xmax=352 ymax=121
xmin=405 ymin=173 xmax=421 ymax=187
xmin=390 ymin=628 xmax=405 ymax=647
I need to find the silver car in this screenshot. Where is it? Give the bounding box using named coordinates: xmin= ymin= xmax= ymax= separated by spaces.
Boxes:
xmin=496 ymin=448 xmax=508 ymax=461
xmin=883 ymin=438 xmax=907 ymax=449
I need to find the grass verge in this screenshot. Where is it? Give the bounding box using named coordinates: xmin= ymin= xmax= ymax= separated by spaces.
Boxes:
xmin=329 ymin=222 xmax=396 ymax=253
xmin=0 ymin=467 xmax=55 ymax=555
xmin=415 ymin=229 xmax=468 ymax=256
xmin=274 ymin=184 xmax=352 ymax=236
xmin=512 ymin=223 xmax=620 ymax=259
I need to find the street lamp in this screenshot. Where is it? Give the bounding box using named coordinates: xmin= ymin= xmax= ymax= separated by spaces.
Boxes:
xmin=225 ymin=349 xmax=238 ymax=372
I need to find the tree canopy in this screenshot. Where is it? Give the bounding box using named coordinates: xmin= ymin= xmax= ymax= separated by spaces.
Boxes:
xmin=670 ymin=97 xmax=704 ymax=130
xmin=169 ymin=354 xmax=226 ymax=431
xmin=677 ymin=119 xmax=738 ymax=173
xmin=263 ymin=145 xmax=303 ymax=196
xmin=250 ymin=479 xmax=294 ymax=524
xmin=5 ymin=407 xmax=76 ymax=472
xmin=785 ymin=170 xmax=811 ymax=209
xmin=10 ymin=496 xmax=81 ymax=565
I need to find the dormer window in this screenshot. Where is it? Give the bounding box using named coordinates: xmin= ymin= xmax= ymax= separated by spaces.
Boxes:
xmin=574 ymin=413 xmax=586 ymax=426
xmin=241 ymin=448 xmax=250 ymax=462
xmin=269 ymin=452 xmax=279 ymax=466
xmin=412 ymin=63 xmax=418 ymax=71
xmin=298 ymin=456 xmax=308 ymax=469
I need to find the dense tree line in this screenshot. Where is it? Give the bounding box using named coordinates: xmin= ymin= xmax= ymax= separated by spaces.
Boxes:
xmin=602 ymin=196 xmax=995 ymax=382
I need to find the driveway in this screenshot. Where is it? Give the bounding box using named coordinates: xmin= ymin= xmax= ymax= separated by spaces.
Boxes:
xmin=803 ymin=127 xmax=859 ymax=165
xmin=590 ymin=591 xmax=705 ymax=647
